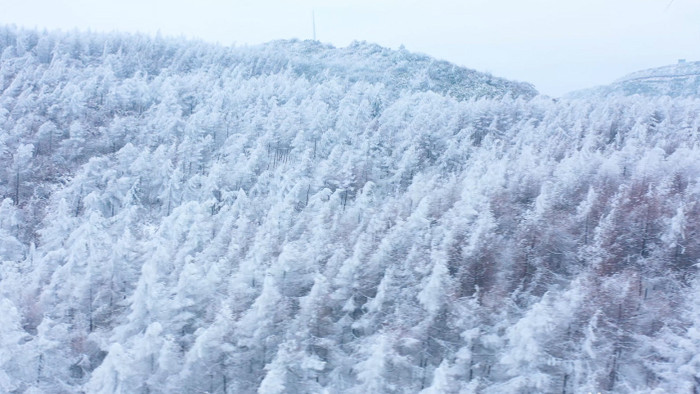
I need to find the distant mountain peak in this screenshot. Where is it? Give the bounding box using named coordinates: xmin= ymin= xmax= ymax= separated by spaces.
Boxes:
xmin=615 ymin=60 xmax=700 ymax=84
xmin=568 ymin=60 xmax=700 ymax=98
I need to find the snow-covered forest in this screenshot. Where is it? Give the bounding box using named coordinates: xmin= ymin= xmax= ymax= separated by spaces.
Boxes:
xmin=1 ymin=26 xmax=700 ymax=393
xmin=569 ymin=59 xmax=700 ymax=99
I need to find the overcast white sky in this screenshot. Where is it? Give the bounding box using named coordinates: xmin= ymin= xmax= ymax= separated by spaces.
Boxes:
xmin=1 ymin=0 xmax=698 ymax=96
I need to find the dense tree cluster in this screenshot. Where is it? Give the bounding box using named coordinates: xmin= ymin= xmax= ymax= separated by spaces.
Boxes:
xmin=0 ymin=26 xmax=699 ymax=393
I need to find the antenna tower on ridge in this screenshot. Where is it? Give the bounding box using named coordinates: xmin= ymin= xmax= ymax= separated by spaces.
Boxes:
xmin=312 ymin=10 xmax=317 ymax=41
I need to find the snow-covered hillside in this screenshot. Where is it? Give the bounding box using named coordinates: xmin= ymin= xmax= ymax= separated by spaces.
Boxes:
xmin=568 ymin=60 xmax=700 ymax=98
xmin=239 ymin=40 xmax=538 ymax=101
xmin=1 ymin=26 xmax=700 ymax=393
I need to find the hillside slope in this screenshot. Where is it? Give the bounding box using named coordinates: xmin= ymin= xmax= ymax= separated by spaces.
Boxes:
xmin=241 ymin=40 xmax=538 ymax=101
xmin=1 ymin=27 xmax=700 ymax=394
xmin=568 ymin=60 xmax=700 ymax=98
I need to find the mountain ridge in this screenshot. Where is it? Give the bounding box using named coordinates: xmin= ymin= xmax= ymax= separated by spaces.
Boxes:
xmin=568 ymin=60 xmax=700 ymax=98
xmin=245 ymin=38 xmax=538 ymax=100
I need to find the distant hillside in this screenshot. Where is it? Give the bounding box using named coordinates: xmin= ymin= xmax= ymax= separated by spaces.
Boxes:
xmin=568 ymin=60 xmax=700 ymax=98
